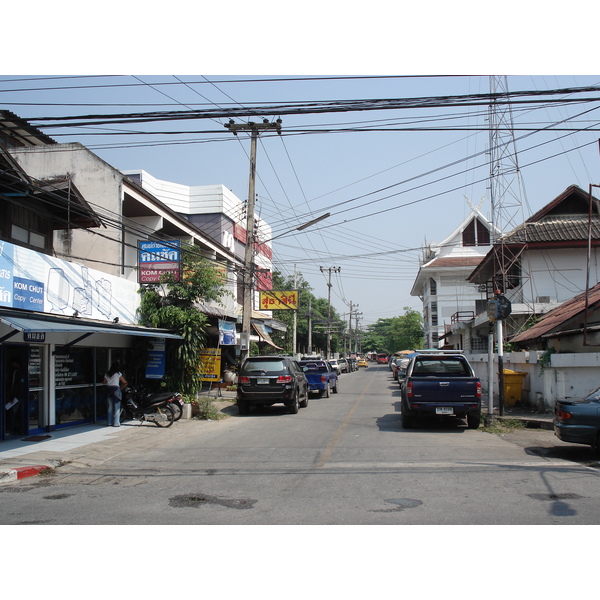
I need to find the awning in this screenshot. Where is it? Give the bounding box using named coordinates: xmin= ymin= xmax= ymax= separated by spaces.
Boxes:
xmin=0 ymin=312 xmax=182 ymax=341
xmin=252 ymin=322 xmax=283 ymax=350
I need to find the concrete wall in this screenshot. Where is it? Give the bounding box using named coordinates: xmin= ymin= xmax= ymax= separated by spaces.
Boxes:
xmin=11 ymin=143 xmax=123 ymax=278
xmin=469 ymin=350 xmax=600 ymax=411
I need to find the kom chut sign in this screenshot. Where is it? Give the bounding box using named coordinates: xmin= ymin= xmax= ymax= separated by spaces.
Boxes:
xmin=0 ymin=239 xmax=138 ymax=323
xmin=138 ymin=241 xmax=181 ymax=284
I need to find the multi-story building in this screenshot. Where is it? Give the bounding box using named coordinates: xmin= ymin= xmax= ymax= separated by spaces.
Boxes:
xmin=410 ymin=200 xmax=496 ymax=350
xmin=0 ymin=111 xmax=246 ymax=440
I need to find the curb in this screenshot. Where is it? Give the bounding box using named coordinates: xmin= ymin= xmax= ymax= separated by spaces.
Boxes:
xmin=0 ymin=465 xmax=49 ymax=485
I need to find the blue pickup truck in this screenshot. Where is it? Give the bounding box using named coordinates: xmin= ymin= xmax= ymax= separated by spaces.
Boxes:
xmin=401 ymin=351 xmax=481 ymax=429
xmin=298 ymin=360 xmax=339 ymax=397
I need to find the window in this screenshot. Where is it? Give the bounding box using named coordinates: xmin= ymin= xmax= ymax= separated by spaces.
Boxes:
xmin=462 ymin=218 xmax=491 ymax=247
xmin=11 ymin=225 xmax=47 ymax=249
xmin=429 ymin=278 xmax=437 ymax=295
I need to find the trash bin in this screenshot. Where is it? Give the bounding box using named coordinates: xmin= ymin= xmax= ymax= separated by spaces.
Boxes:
xmin=503 ymin=369 xmax=528 ymax=407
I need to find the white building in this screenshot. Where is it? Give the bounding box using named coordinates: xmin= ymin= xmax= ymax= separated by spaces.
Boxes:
xmin=122 ymin=169 xmax=274 ymax=317
xmin=410 ymin=199 xmax=496 ymax=350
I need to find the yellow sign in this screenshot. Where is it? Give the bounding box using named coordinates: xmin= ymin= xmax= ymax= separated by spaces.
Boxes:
xmin=259 ymin=290 xmax=299 ymax=311
xmin=199 ymin=347 xmax=222 ymax=381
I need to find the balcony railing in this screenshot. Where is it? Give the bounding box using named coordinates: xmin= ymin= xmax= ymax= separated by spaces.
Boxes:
xmin=451 ymin=311 xmax=475 ymax=324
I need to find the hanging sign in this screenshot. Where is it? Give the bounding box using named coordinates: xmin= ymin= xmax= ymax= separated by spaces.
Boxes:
xmin=259 ymin=290 xmax=298 ymax=310
xmin=138 ymin=240 xmax=181 ymax=284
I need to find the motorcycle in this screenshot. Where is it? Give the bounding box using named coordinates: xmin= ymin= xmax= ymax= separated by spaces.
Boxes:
xmin=120 ymin=387 xmax=176 ymax=427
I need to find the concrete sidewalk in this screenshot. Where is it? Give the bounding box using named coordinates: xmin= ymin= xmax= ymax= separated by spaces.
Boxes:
xmin=0 ymin=422 xmax=133 ymax=484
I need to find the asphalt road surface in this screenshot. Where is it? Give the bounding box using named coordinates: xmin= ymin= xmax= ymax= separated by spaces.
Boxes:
xmin=2 ymin=364 xmax=600 ymax=525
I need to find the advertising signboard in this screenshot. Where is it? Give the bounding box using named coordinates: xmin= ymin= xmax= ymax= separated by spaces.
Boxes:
xmin=145 ymin=338 xmax=167 ymax=379
xmin=259 ymin=290 xmax=298 ymax=311
xmin=138 ymin=240 xmax=181 ymax=284
xmin=199 ymin=348 xmax=221 ymax=381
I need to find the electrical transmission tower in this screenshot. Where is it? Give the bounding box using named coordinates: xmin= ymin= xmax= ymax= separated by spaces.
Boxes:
xmin=487 ymin=75 xmax=529 ymax=295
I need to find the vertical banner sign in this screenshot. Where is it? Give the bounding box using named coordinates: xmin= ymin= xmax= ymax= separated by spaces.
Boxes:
xmin=138 ymin=240 xmax=181 ymax=284
xmin=199 ymin=348 xmax=221 ymax=382
xmin=145 ymin=338 xmax=167 ymax=379
xmin=218 ymin=320 xmax=237 ymax=345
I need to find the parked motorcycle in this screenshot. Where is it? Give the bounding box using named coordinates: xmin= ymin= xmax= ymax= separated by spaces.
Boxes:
xmin=119 ymin=387 xmax=176 ymax=427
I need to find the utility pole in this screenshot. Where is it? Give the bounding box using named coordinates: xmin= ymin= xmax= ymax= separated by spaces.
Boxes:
xmin=225 ymin=119 xmax=282 ymax=363
xmin=307 ymin=297 xmax=312 ymax=354
xmin=320 ymin=266 xmax=340 ymax=359
xmin=293 ymin=263 xmax=297 ymax=356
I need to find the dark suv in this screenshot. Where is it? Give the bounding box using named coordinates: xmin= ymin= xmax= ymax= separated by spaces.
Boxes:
xmin=237 ymin=355 xmax=309 ymax=415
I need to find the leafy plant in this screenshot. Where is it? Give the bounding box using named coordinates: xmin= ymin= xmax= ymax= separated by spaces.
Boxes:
xmin=137 ymin=242 xmax=229 ymax=395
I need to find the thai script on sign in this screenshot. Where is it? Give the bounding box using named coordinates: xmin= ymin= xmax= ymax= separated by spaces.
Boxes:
xmin=259 ymin=290 xmax=298 ymax=310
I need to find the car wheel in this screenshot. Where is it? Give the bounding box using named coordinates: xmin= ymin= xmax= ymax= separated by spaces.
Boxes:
xmin=332 ymin=379 xmax=339 ymax=393
xmin=401 ymin=401 xmax=413 ymax=429
xmin=288 ymin=390 xmax=299 ymax=414
xmin=592 ymin=431 xmax=600 ymax=457
xmin=299 ymin=387 xmax=309 ymax=408
xmin=467 ymin=411 xmax=481 ymax=429
xmin=323 ymin=383 xmax=330 ymax=398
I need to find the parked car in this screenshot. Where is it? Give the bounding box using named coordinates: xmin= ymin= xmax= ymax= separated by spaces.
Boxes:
xmin=357 ymin=358 xmax=368 ymax=368
xmin=298 ymin=360 xmax=339 ymax=397
xmin=237 ymin=355 xmax=309 ymax=415
xmin=337 ymin=358 xmax=349 ymax=373
xmin=329 ymin=359 xmax=342 ymax=375
xmin=394 ymin=358 xmax=410 ymax=381
xmin=554 ymin=387 xmax=600 ymax=454
xmin=401 ymin=351 xmax=481 ymax=429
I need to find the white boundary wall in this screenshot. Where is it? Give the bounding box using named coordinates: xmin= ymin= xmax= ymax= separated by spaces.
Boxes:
xmin=469 ymin=351 xmax=600 ymax=411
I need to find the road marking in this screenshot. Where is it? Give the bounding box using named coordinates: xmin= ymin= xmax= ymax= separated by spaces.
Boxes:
xmin=314 ymin=370 xmax=376 ymax=469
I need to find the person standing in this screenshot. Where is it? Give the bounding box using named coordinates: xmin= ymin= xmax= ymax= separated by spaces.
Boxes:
xmin=103 ymin=362 xmax=127 ymax=427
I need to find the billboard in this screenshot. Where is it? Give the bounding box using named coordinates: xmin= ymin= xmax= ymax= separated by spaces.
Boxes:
xmin=199 ymin=348 xmax=222 ymax=381
xmin=138 ymin=240 xmax=181 ymax=284
xmin=259 ymin=290 xmax=298 ymax=311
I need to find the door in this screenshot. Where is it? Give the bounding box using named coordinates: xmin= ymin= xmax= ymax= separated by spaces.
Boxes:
xmin=2 ymin=345 xmax=30 ymax=439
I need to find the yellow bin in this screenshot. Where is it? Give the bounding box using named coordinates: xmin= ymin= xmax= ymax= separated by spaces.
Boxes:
xmin=503 ymin=369 xmax=528 ymax=407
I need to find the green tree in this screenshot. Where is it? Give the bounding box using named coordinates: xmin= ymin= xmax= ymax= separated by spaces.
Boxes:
xmin=362 ymin=308 xmax=423 ymax=354
xmin=137 ymin=243 xmax=229 ymax=394
xmin=270 ymin=270 xmax=345 ymax=355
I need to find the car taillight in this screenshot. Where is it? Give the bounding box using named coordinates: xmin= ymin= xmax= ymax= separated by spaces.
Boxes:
xmin=239 ymin=376 xmax=250 ymax=385
xmin=406 ymin=381 xmax=413 ymax=398
xmin=277 ymin=375 xmax=292 ymax=383
xmin=476 ymin=381 xmax=481 ymax=399
xmin=556 ymin=409 xmax=572 ymax=421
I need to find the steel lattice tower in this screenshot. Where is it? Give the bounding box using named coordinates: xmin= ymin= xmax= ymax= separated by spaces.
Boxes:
xmin=487 ymin=75 xmax=528 ymax=295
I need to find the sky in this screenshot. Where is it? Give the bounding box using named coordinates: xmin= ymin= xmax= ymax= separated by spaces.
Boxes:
xmin=3 ymin=4 xmax=600 ymax=332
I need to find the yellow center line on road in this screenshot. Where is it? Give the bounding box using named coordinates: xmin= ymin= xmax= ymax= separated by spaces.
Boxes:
xmin=314 ymin=368 xmax=378 ymax=469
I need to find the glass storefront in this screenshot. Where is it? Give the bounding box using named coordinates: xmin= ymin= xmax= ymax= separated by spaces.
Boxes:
xmin=54 ymin=347 xmax=96 ymax=427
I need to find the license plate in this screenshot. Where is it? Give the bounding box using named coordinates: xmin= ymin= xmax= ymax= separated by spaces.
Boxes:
xmin=257 ymin=378 xmax=269 ymax=385
xmin=436 ymin=407 xmax=453 ymax=414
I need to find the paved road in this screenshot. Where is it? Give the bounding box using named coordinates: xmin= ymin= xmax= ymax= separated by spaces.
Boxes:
xmin=1 ymin=364 xmax=600 ymax=524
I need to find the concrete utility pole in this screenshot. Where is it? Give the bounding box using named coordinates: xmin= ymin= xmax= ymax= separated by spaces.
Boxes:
xmin=225 ymin=119 xmax=282 ymax=363
xmin=320 ymin=266 xmax=340 ymax=359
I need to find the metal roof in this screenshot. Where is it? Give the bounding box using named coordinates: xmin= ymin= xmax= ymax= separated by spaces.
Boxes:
xmin=510 ymin=283 xmax=600 ymax=344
